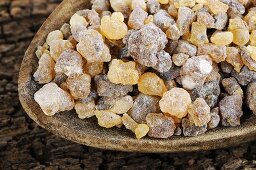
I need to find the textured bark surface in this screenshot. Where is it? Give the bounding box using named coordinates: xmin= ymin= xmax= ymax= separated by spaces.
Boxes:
xmin=1 ymin=0 xmax=256 ymax=169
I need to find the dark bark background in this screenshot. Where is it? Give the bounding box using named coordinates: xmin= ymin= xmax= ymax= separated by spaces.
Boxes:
xmin=0 ymin=0 xmax=256 ymax=169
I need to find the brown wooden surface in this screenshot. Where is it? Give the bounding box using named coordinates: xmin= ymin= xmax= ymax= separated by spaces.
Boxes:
xmin=1 ymin=0 xmax=256 ymax=169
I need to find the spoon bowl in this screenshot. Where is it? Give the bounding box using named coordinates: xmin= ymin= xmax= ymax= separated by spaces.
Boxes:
xmin=18 ymin=0 xmax=256 ymax=152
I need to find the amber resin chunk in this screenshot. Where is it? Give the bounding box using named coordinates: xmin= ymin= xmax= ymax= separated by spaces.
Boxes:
xmin=159 ymin=88 xmax=192 ymax=119
xmin=107 ymin=59 xmax=139 ymax=85
xmin=66 ymin=74 xmax=91 ymax=99
xmin=146 ymin=113 xmax=176 ymax=138
xmin=34 ymin=83 xmax=75 ymax=116
xmin=138 ymin=72 xmax=167 ymax=96
xmin=95 ymin=110 xmax=122 ymax=128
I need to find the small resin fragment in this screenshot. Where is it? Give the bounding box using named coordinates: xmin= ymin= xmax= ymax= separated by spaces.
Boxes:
xmin=154 ymin=10 xmax=181 ymax=40
xmin=153 ymin=50 xmax=172 ymax=73
xmin=34 ymin=83 xmax=74 ymax=116
xmin=147 ymin=0 xmax=160 ymax=14
xmin=213 ymin=13 xmax=228 ymax=30
xmin=175 ymin=40 xmax=197 ymax=56
xmin=244 ymin=7 xmax=256 ymax=31
xmin=219 ymin=95 xmax=243 ymax=126
xmin=129 ymin=93 xmax=160 ymax=123
xmin=165 ymin=24 xmax=181 ymax=41
xmin=34 ymin=53 xmax=55 ymax=84
xmin=77 ymin=9 xmax=101 ymax=28
xmin=208 ymin=107 xmax=220 ymax=129
xmin=247 ymin=45 xmax=256 ymax=62
xmin=153 ymin=10 xmax=174 ymax=31
xmin=135 ymin=124 xmax=149 ymax=139
xmin=240 ymin=46 xmax=256 ymax=72
xmin=131 ymin=0 xmax=147 ymax=10
xmin=197 ymin=11 xmax=215 ymax=28
xmin=168 ymin=4 xmax=178 ymax=18
xmin=138 ymin=72 xmax=167 ymax=96
xmin=122 ymin=113 xmax=138 ymax=132
xmin=197 ymin=44 xmax=227 ymax=63
xmin=127 ymin=23 xmax=168 ymax=67
xmin=159 ymin=88 xmax=192 ymax=118
xmin=189 ymin=22 xmax=209 ymax=45
xmin=95 ymin=110 xmax=122 ymax=128
xmin=110 ymin=0 xmax=132 ymax=17
xmin=54 ymin=49 xmax=83 ymax=76
xmin=128 ymin=7 xmax=148 ymax=29
xmin=75 ymin=100 xmax=96 ymax=119
xmin=190 ymin=81 xmax=221 ymax=108
xmin=174 ymin=0 xmax=196 ymax=8
xmin=159 ymin=66 xmax=181 ymax=81
xmin=91 ymin=0 xmax=110 ymax=13
xmin=188 ymin=98 xmax=211 ymax=127
xmin=210 ymin=31 xmax=233 ymax=45
xmin=77 ymin=29 xmax=111 ymax=63
xmin=226 ymin=47 xmax=244 ymax=72
xmin=222 ymin=77 xmax=243 ymax=96
xmin=94 ymin=75 xmax=133 ymax=97
xmin=226 ymin=0 xmax=245 ymax=18
xmin=221 ymin=61 xmax=234 ymax=74
xmin=146 ymin=113 xmax=176 ymax=138
xmin=192 ymin=3 xmax=204 ymax=12
xmin=176 ymin=7 xmax=195 ymax=35
xmin=228 ymin=17 xmax=248 ymax=31
xmin=35 ymin=44 xmax=49 ymax=59
xmin=165 ymin=40 xmax=179 ymax=55
xmin=174 ymin=127 xmax=182 ymax=136
xmin=246 ymin=82 xmax=256 ymax=114
xmin=69 ymin=13 xmax=88 ymax=41
xmin=50 ymin=40 xmax=74 ymax=61
xmin=100 ymin=12 xmax=128 ymax=40
xmin=66 ymin=74 xmax=91 ymax=99
xmin=60 ymin=23 xmax=71 ymax=39
xmin=231 ymin=66 xmax=256 ymax=86
xmin=181 ymin=56 xmax=213 ymax=90
xmin=46 ymin=30 xmax=63 ymax=46
xmin=107 ymin=59 xmax=139 ymax=85
xmin=182 ymin=118 xmax=207 ymax=137
xmin=172 ymin=53 xmax=189 ymax=67
xmin=108 ymin=95 xmax=134 ymax=114
xmin=231 ymin=29 xmax=250 ymax=46
xmin=205 ymin=0 xmax=229 ymax=15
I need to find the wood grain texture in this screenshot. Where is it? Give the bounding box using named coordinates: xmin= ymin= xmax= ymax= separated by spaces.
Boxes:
xmin=1 ymin=0 xmax=256 ymax=169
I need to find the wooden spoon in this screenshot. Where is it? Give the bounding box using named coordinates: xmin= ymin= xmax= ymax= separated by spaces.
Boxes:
xmin=18 ymin=0 xmax=256 ymax=152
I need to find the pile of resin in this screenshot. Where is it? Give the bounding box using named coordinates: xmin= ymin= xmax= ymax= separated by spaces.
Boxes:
xmin=34 ymin=0 xmax=256 ymax=139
